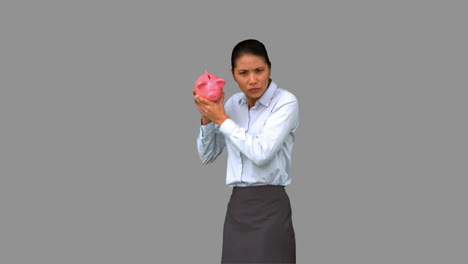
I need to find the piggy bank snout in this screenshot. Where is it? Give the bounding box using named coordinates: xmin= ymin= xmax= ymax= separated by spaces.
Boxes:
xmin=207 ymin=92 xmax=222 ymax=101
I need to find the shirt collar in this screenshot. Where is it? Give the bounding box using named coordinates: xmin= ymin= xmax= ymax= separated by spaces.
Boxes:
xmin=238 ymin=80 xmax=278 ymax=107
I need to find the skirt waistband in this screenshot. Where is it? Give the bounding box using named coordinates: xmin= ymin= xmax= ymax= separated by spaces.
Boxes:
xmin=233 ymin=185 xmax=285 ymax=192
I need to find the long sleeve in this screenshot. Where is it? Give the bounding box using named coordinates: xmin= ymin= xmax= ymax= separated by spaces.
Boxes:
xmin=197 ymin=122 xmax=226 ymax=164
xmin=219 ymin=94 xmax=299 ymax=166
xmin=195 ymin=81 xmax=299 ymax=187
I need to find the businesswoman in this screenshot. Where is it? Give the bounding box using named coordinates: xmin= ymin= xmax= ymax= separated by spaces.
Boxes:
xmin=194 ymin=39 xmax=299 ymax=263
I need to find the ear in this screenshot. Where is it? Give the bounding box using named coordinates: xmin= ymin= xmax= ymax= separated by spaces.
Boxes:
xmin=196 ymin=81 xmax=207 ymax=89
xmin=216 ymin=78 xmax=226 ymax=87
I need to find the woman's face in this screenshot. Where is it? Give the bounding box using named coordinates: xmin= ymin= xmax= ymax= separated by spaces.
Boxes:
xmin=232 ymin=54 xmax=271 ymax=108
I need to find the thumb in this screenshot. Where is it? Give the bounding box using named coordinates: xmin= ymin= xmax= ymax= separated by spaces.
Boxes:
xmin=215 ymin=92 xmax=225 ymax=104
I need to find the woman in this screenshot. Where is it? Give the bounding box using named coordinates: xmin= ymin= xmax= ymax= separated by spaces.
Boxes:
xmin=194 ymin=39 xmax=299 ymax=263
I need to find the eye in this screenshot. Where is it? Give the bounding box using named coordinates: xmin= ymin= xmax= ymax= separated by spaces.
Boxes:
xmin=239 ymin=71 xmax=247 ymax=76
xmin=255 ymin=68 xmax=264 ymax=73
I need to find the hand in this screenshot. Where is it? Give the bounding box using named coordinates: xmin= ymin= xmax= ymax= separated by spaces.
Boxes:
xmin=193 ymin=82 xmax=211 ymax=124
xmin=193 ymin=90 xmax=228 ymax=126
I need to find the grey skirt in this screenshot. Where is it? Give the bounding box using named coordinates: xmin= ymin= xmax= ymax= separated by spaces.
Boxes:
xmin=221 ymin=185 xmax=296 ymax=264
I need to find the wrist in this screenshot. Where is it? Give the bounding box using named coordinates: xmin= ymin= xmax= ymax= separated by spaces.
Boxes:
xmin=214 ymin=115 xmax=228 ymax=126
xmin=201 ymin=117 xmax=211 ymax=125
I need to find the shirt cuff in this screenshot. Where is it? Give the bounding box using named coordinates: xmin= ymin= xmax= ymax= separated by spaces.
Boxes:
xmin=219 ymin=119 xmax=236 ymax=137
xmin=200 ymin=122 xmax=216 ymax=137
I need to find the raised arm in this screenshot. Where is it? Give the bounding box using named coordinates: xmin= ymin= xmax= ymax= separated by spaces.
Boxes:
xmin=194 ymin=90 xmax=228 ymax=164
xmin=219 ymin=95 xmax=299 ymax=166
xmin=196 ymin=123 xmax=226 ymax=164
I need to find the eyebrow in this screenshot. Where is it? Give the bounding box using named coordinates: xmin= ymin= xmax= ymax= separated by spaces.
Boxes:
xmin=237 ymin=67 xmax=265 ymax=71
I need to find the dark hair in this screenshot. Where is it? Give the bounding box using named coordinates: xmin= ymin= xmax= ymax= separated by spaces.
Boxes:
xmin=231 ymin=39 xmax=271 ymax=69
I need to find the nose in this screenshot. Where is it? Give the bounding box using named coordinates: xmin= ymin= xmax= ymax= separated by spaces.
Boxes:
xmin=248 ymin=73 xmax=257 ymax=85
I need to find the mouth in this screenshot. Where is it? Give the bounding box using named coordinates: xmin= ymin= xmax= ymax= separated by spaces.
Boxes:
xmin=248 ymin=88 xmax=261 ymax=92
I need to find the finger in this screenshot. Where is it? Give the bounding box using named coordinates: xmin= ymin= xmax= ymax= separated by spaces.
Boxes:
xmin=194 ymin=95 xmax=204 ymax=107
xmin=195 ymin=100 xmax=207 ymax=112
xmin=196 ymin=95 xmax=211 ymax=105
xmin=215 ymin=93 xmax=225 ymax=105
xmin=195 ymin=104 xmax=204 ymax=115
xmin=194 ymin=95 xmax=209 ymax=108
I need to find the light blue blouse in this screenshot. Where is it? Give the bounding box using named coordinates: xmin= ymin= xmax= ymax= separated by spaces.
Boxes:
xmin=197 ymin=81 xmax=299 ymax=187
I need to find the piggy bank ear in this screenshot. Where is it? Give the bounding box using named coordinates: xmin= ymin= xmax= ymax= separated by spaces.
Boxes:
xmin=196 ymin=81 xmax=207 ymax=90
xmin=216 ymin=79 xmax=226 ymax=87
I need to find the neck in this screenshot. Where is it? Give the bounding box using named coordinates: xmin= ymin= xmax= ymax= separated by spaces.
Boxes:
xmin=248 ymin=100 xmax=256 ymax=109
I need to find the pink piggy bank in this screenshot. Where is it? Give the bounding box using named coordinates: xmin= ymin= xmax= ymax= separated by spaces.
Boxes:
xmin=193 ymin=71 xmax=225 ymax=101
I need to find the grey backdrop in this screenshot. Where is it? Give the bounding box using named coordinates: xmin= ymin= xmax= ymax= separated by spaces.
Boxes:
xmin=1 ymin=1 xmax=467 ymax=263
